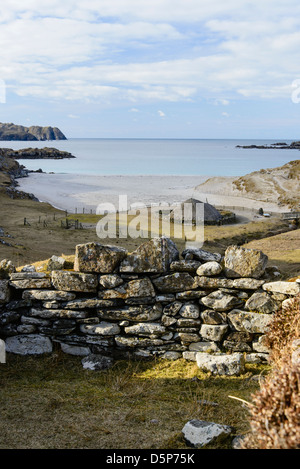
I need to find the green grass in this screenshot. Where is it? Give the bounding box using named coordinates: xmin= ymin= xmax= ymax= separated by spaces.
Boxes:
xmin=0 ymin=351 xmax=269 ymax=449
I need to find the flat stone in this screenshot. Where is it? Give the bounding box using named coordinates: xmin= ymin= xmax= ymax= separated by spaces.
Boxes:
xmin=52 ymin=271 xmax=98 ymax=292
xmin=224 ymin=245 xmax=268 ymax=279
xmin=9 ymin=272 xmax=47 ymax=279
xmin=124 ymin=322 xmax=166 ymax=337
xmin=29 ymin=308 xmax=88 ymax=319
xmin=232 ymin=278 xmax=265 ymax=290
xmin=98 ymin=304 xmax=162 ymax=322
xmin=189 ymin=341 xmax=220 ymax=353
xmin=262 ymin=281 xmax=300 ymax=295
xmin=9 ymin=278 xmax=52 ymax=290
xmin=60 ymin=343 xmax=91 ymax=356
xmin=196 ymin=352 xmax=245 ymax=376
xmin=228 ymin=309 xmax=273 ymax=333
xmin=80 ymin=321 xmax=121 ymax=336
xmin=182 ymin=419 xmax=233 ymax=448
xmin=152 ymin=272 xmax=196 ymax=293
xmin=22 ymin=290 xmax=76 ymax=301
xmin=64 ymin=298 xmax=117 ymax=309
xmin=182 ymin=248 xmax=222 ymax=262
xmin=195 ymin=277 xmax=234 ymax=289
xmin=74 ymin=242 xmax=127 ymax=273
xmin=119 ymin=236 xmax=179 ymax=273
xmin=5 ymin=334 xmax=52 ymax=355
xmin=170 ymin=260 xmax=201 ymax=272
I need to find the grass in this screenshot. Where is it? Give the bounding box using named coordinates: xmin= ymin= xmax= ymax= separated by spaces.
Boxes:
xmin=0 ymin=351 xmax=269 ymax=449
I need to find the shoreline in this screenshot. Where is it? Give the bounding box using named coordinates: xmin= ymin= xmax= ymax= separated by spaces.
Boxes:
xmin=16 ymin=172 xmax=290 ymax=218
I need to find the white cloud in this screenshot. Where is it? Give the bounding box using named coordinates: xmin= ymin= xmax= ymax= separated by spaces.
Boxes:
xmin=158 ymin=110 xmax=165 ymax=117
xmin=1 ymin=1 xmax=300 ymax=105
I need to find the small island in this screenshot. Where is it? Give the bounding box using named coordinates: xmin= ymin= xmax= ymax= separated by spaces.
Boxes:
xmin=0 ymin=147 xmax=75 ymax=160
xmin=0 ymin=122 xmax=67 ymax=141
xmin=236 ymin=141 xmax=300 ymax=149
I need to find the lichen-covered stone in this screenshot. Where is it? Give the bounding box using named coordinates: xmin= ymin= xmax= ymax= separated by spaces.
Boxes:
xmin=182 ymin=248 xmax=222 ymax=262
xmin=80 ymin=321 xmax=121 ymax=336
xmin=99 ymin=274 xmax=123 ymax=289
xmin=119 ymin=236 xmax=179 ymax=273
xmin=179 ymin=303 xmax=200 ymax=318
xmin=0 ymin=280 xmax=11 ymax=304
xmin=10 ymin=278 xmax=52 ymax=290
xmin=196 ymin=352 xmax=245 ymax=376
xmin=152 ymin=272 xmax=196 ymax=293
xmin=201 ymin=290 xmax=243 ymax=311
xmin=5 ymin=334 xmax=53 ymax=355
xmin=245 ymin=292 xmax=280 ymax=313
xmin=170 ymin=260 xmax=201 ymax=272
xmin=196 ymin=261 xmax=223 ymax=276
xmin=52 ymin=271 xmax=97 ymax=292
xmin=22 ymin=290 xmax=76 ymax=301
xmin=74 ymin=242 xmax=127 ymax=273
xmin=200 ymin=324 xmax=228 ymax=342
xmin=224 ymin=245 xmax=268 ymax=279
xmin=124 ymin=322 xmax=166 ymax=337
xmin=47 ymin=255 xmax=66 ymax=271
xmin=228 ymin=309 xmax=272 ymax=333
xmin=262 ymin=281 xmax=300 ymax=295
xmin=98 ymin=304 xmax=162 ymax=322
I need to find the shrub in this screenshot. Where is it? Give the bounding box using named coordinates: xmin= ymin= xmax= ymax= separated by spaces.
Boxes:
xmin=242 ymin=295 xmax=300 ymax=449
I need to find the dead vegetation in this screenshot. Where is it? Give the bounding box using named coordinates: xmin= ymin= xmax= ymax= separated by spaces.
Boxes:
xmin=242 ymin=295 xmax=300 ymax=449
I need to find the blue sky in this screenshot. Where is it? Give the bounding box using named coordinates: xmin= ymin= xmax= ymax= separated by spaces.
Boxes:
xmin=1 ymin=0 xmax=300 ymax=139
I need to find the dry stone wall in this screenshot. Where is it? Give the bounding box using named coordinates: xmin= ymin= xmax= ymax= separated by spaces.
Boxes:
xmin=1 ymin=237 xmax=299 ymax=375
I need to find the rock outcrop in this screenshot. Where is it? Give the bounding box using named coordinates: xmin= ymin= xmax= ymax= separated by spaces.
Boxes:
xmin=0 ymin=123 xmax=67 ymax=141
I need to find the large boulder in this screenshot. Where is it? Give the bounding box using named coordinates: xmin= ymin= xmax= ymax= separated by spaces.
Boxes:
xmin=224 ymin=245 xmax=268 ymax=279
xmin=74 ymin=242 xmax=127 ymax=273
xmin=119 ymin=236 xmax=179 ymax=273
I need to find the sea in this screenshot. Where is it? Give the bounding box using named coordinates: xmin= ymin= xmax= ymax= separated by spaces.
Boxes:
xmin=1 ymin=138 xmax=299 ymax=177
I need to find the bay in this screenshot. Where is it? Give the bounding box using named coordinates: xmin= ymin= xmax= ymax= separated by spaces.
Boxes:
xmin=1 ymin=138 xmax=299 ymax=177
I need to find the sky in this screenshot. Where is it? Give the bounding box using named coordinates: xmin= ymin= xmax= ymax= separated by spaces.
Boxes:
xmin=1 ymin=0 xmax=300 ymax=139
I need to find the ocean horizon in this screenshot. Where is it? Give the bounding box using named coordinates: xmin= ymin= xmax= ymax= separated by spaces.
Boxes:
xmin=2 ymin=138 xmax=299 ymax=177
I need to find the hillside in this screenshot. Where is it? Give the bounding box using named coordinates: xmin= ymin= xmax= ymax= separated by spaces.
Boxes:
xmin=0 ymin=123 xmax=67 ymax=141
xmin=195 ymin=160 xmax=300 ymax=210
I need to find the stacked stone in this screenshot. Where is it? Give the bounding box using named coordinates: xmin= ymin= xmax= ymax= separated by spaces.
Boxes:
xmin=0 ymin=237 xmax=299 ymax=375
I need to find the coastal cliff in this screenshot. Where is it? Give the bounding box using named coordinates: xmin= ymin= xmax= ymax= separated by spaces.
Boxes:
xmin=0 ymin=123 xmax=67 ymax=141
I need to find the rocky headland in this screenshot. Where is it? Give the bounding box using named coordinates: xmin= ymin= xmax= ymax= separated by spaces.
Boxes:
xmin=0 ymin=147 xmax=75 ymax=201
xmin=0 ymin=123 xmax=67 ymax=141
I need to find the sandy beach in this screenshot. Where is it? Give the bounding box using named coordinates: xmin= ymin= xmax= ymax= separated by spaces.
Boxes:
xmin=17 ymin=173 xmax=209 ymax=213
xmin=17 ymin=172 xmax=290 ymax=217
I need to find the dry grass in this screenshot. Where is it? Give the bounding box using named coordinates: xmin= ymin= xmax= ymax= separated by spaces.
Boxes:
xmin=0 ymin=352 xmax=267 ymax=449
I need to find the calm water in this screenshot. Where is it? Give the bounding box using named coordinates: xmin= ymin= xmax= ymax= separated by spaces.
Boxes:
xmin=2 ymin=138 xmax=299 ymax=177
